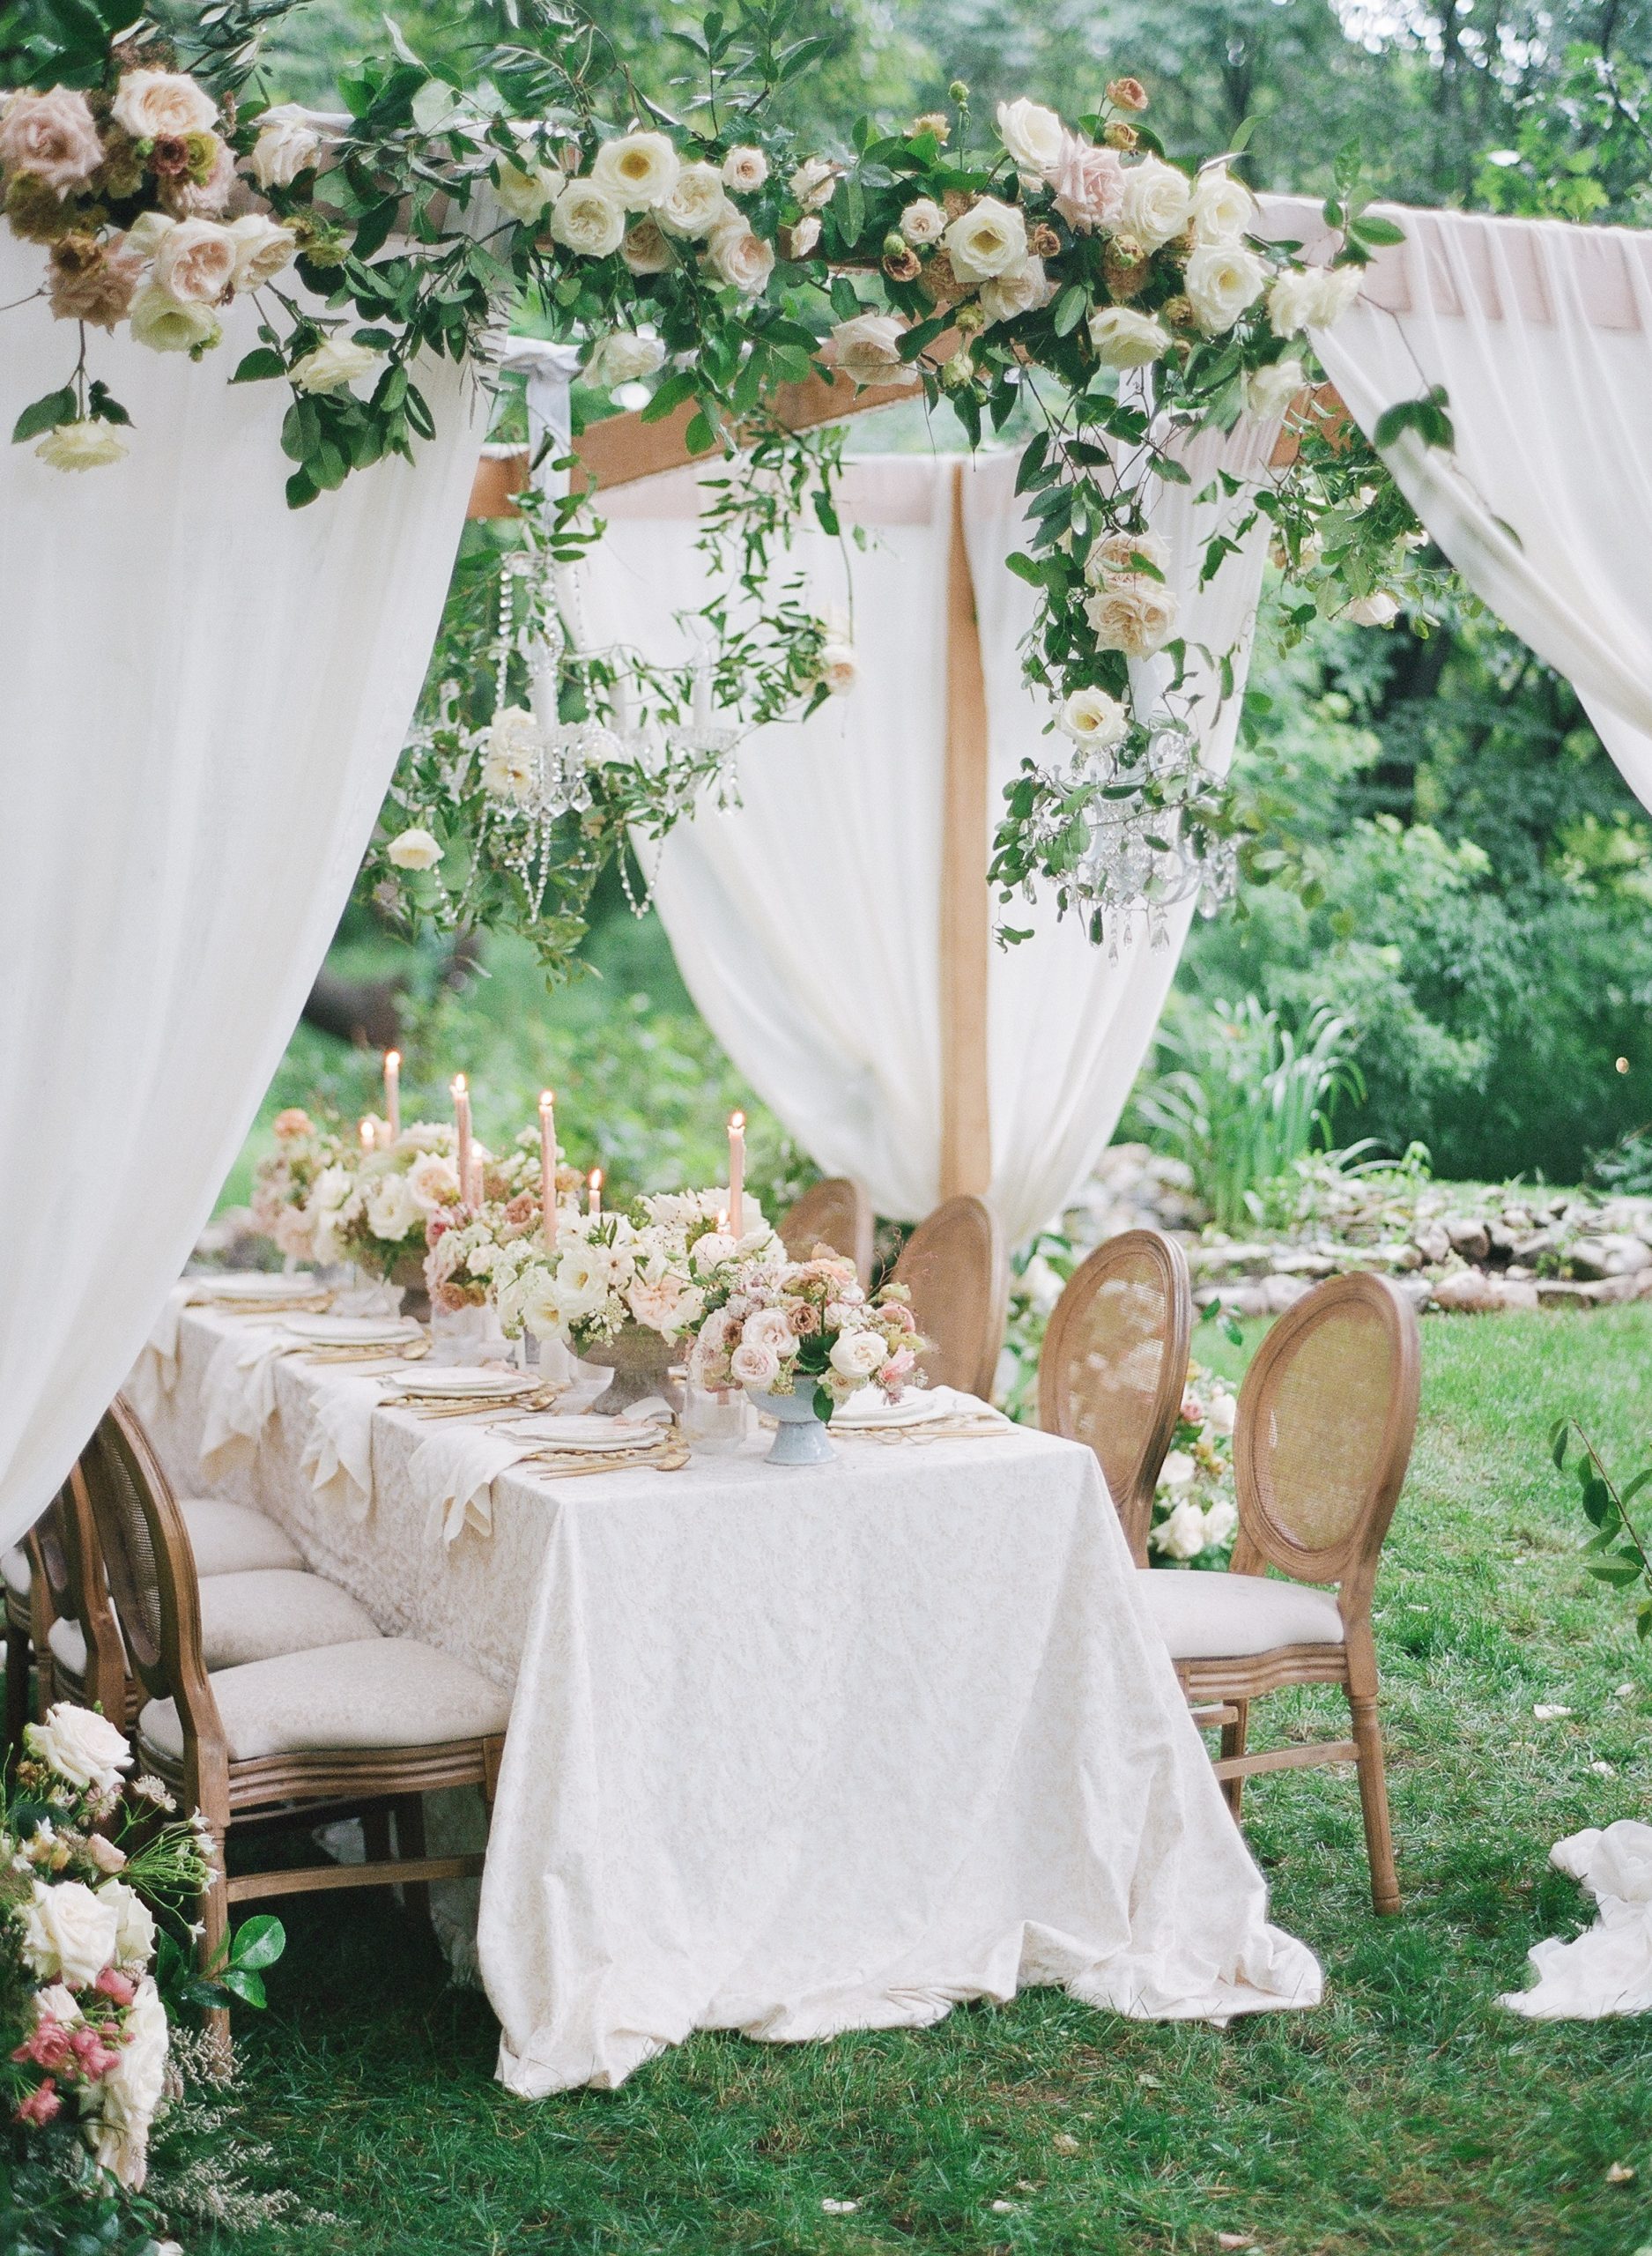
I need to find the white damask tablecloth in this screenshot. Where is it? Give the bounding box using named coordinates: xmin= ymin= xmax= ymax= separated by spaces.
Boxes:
xmin=135 ymin=1302 xmax=1321 ymax=2095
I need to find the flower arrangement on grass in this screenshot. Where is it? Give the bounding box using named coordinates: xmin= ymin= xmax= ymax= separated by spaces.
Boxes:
xmin=248 ymin=1106 xmax=344 ymax=1265
xmin=689 ymin=1250 xmax=927 ymax=1421
xmin=1148 ymin=1362 xmax=1240 ymax=1566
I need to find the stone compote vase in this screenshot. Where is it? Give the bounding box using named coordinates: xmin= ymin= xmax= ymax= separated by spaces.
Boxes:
xmin=745 ymin=1384 xmax=836 ymax=1467
xmin=579 ymin=1324 xmax=677 ymax=1413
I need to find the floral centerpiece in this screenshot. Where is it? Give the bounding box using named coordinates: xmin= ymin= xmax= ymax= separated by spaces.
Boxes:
xmin=248 ymin=1106 xmax=344 ymax=1264
xmin=1148 ymin=1361 xmax=1240 ymax=1565
xmin=307 ymin=1123 xmax=464 ymax=1281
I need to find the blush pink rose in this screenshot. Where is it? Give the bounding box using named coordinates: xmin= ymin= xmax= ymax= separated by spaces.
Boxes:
xmin=14 ymin=2077 xmax=61 ymax=2126
xmin=0 ymin=88 xmax=104 ymax=193
xmin=1051 ymin=134 xmax=1124 ymax=233
xmin=94 ymin=1966 xmax=137 ymax=2006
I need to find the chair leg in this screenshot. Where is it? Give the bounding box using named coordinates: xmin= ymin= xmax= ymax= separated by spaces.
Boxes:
xmin=394 ymin=1793 xmax=430 ymax=1926
xmin=4 ymin=1615 xmax=31 ymax=1760
xmin=1219 ymin=1697 xmax=1249 ymax=1821
xmin=198 ymin=1855 xmax=233 ymax=2069
xmin=1349 ymin=1688 xmax=1401 ymax=1915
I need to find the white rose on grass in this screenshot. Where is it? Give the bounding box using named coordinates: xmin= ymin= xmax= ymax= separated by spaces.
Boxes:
xmin=152 ymin=218 xmax=237 ymax=306
xmin=35 ymin=419 xmax=127 ymax=471
xmin=494 ymin=160 xmax=560 ymax=224
xmin=944 ymin=196 xmax=1028 ymax=284
xmin=789 ymin=156 xmax=840 ymax=212
xmin=722 ymin=145 xmax=768 ymax=192
xmin=226 ymin=213 xmax=297 ymax=293
xmin=1345 ymin=590 xmax=1401 ymax=627
xmin=830 ymin=310 xmax=907 ymax=388
xmin=829 ymin=1328 xmax=887 ymax=1382
xmin=730 ymin=1339 xmax=782 ymax=1391
xmin=996 ymin=96 xmax=1065 ymax=178
xmin=981 ymin=256 xmax=1053 ymax=326
xmin=900 ymin=197 xmax=945 ymax=245
xmin=27 ymin=1704 xmax=131 ymax=1792
xmin=90 ymin=1975 xmax=167 ymax=2193
xmin=244 ymin=104 xmax=322 ymax=191
xmin=1084 ymin=580 xmax=1179 ymax=657
xmin=21 ymin=1880 xmax=120 ymax=1988
xmin=1154 ymin=1495 xmax=1210 ymax=1561
xmin=658 ymin=160 xmax=729 ymax=240
xmin=1269 ymin=263 xmax=1362 ymax=337
xmin=1184 ymin=241 xmax=1266 ymax=336
xmin=292 ymin=336 xmax=381 ymax=394
xmin=586 ymin=329 xmax=666 ymax=389
xmin=386 ymin=827 xmax=442 ymax=872
xmin=1059 ymin=686 xmax=1128 ymax=750
xmin=1243 ymin=354 xmax=1306 ymax=419
xmin=111 ymin=68 xmax=217 ymax=143
xmin=1117 ymin=155 xmax=1194 ymax=249
xmin=1189 ymin=163 xmax=1256 ymax=245
xmin=98 ymin=1880 xmax=157 ymax=1970
xmin=549 ymin=179 xmax=626 ymax=257
xmin=1087 ymin=304 xmax=1170 ymax=367
xmin=707 ymin=218 xmax=775 ymax=296
xmin=591 ymin=131 xmax=679 ymax=211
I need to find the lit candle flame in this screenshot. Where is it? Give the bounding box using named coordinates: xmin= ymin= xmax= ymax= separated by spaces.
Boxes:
xmin=452 ymin=1072 xmax=467 ymax=1096
xmin=730 ymin=1110 xmax=745 ymax=1130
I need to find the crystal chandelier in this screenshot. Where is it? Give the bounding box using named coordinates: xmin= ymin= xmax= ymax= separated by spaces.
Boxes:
xmin=1051 ymin=721 xmax=1236 ymax=957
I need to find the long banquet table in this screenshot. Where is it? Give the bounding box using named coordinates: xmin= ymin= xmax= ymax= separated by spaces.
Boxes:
xmin=133 ymin=1296 xmax=1321 ymax=2094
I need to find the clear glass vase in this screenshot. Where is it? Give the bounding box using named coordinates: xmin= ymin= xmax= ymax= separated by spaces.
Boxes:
xmin=683 ymin=1375 xmax=749 ymax=1457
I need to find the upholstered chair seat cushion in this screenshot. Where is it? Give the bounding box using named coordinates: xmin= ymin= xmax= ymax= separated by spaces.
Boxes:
xmin=1137 ymin=1570 xmax=1345 ymax=1660
xmin=3 ymin=1546 xmax=29 ymax=1604
xmin=137 ymin=1637 xmax=512 ymax=1767
xmin=50 ymin=1570 xmax=380 ymax=1682
xmin=179 ymin=1498 xmax=304 ymax=1577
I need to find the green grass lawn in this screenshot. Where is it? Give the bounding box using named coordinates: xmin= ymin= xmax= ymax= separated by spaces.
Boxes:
xmin=201 ymin=1309 xmax=1652 ymax=2256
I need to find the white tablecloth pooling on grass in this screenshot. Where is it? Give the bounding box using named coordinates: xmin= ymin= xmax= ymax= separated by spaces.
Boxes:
xmin=139 ymin=1302 xmax=1322 ymax=2095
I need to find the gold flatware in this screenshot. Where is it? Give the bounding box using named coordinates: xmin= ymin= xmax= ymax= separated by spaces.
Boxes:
xmin=522 ymin=1436 xmax=690 ymax=1479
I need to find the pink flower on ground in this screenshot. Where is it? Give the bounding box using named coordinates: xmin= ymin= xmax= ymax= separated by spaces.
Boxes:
xmin=15 ymin=2077 xmax=61 ymax=2126
xmin=0 ymin=89 xmax=104 ymax=194
xmin=94 ymin=1965 xmax=136 ymax=2006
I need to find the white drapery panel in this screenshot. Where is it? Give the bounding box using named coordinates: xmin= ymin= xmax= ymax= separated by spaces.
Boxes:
xmin=579 ymin=439 xmax=1275 ymax=1241
xmin=1263 ymin=194 xmax=1652 ymax=805
xmin=0 ymin=236 xmax=488 ymax=1547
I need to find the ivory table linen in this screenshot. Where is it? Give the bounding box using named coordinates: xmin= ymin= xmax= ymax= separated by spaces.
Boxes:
xmin=139 ymin=1300 xmax=1321 ymax=2095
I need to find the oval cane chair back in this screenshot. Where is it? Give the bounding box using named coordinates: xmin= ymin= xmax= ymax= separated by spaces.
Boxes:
xmin=1233 ymin=1272 xmax=1421 ymax=1599
xmin=1039 ymin=1230 xmax=1192 ymax=1564
xmin=49 ymin=1463 xmax=130 ymax=1720
xmin=778 ymin=1178 xmax=874 ymax=1285
xmin=893 ymin=1195 xmax=1010 ymax=1401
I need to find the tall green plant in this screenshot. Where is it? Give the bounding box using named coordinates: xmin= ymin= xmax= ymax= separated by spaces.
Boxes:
xmin=1133 ymin=997 xmax=1362 ymax=1232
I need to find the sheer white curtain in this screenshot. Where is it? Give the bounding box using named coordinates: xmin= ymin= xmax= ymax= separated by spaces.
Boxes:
xmin=1264 ymin=194 xmax=1652 ymax=803
xmin=0 ymin=236 xmax=488 ymax=1547
xmin=579 ymin=433 xmax=1277 ymax=1242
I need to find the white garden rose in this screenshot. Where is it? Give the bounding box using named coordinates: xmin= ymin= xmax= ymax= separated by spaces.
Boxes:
xmin=549 ymin=179 xmax=626 ymax=257
xmin=1084 ymin=580 xmax=1179 ymax=657
xmin=152 ymin=218 xmax=237 ymax=306
xmin=21 ymin=1879 xmax=120 ymax=1988
xmin=552 ymin=1243 xmax=613 ymax=1322
xmin=586 ymin=329 xmax=666 ymax=390
xmin=494 ymin=160 xmax=560 ymax=224
xmin=706 ymin=218 xmax=775 ymax=296
xmin=1159 ymin=1448 xmax=1196 ymax=1489
xmin=781 ymin=214 xmax=820 ymax=260
xmin=1116 ymin=155 xmax=1194 ymax=250
xmin=996 ymin=96 xmax=1064 ymax=177
xmin=1087 ymin=304 xmax=1170 ymax=367
xmin=1183 ymin=241 xmax=1266 ymax=336
xmin=817 ymin=639 xmax=858 ymax=695
xmin=35 ymin=419 xmax=127 ymax=471
xmin=98 ymin=1880 xmax=157 ymax=1970
xmin=730 ymin=1339 xmax=781 ymax=1390
xmin=744 ymin=1306 xmax=801 ymax=1358
xmin=480 ymin=707 xmax=540 ymax=800
xmin=27 ymin=1704 xmax=131 ymax=1792
xmin=1085 ymin=528 xmax=1170 ymax=583
xmin=1243 ymin=354 xmax=1306 ymax=419
xmin=1059 ymin=686 xmax=1128 ymax=749
xmin=245 ymin=105 xmax=323 ymax=192
xmin=386 ymin=827 xmax=442 ymax=871
xmin=1268 ymin=263 xmax=1362 ymax=337
xmin=366 ymin=1174 xmax=417 ymax=1243
xmin=90 ymin=1976 xmax=168 ymax=2192
xmin=828 ymin=1328 xmax=886 ymax=1381
xmin=789 ymin=156 xmax=840 ymax=212
xmin=1203 ymin=1496 xmax=1239 ymax=1548
xmin=111 ymin=68 xmax=217 ymax=143
xmin=829 ymin=310 xmax=907 ymax=387
xmin=944 ymin=196 xmax=1027 ymax=284
xmin=1204 ymin=1386 xmax=1238 ymax=1438
xmin=979 ymin=255 xmax=1052 ymax=326
xmin=658 ymin=160 xmax=729 ymax=239
xmin=722 ymin=145 xmax=768 ymax=192
xmin=1189 ymin=163 xmax=1256 ymax=245
xmin=900 ymin=197 xmax=945 ymax=245
xmin=292 ymin=336 xmax=381 ymax=394
xmin=124 ymin=211 xmax=176 ymax=260
xmin=405 ymin=1152 xmax=460 ymax=1212
xmin=1154 ymin=1495 xmax=1210 ymax=1560
xmin=35 ymin=1984 xmax=82 ymax=2028
xmin=1345 ymin=590 xmax=1401 ymax=627
xmin=591 ymin=131 xmax=679 ymax=211
xmin=226 ymin=213 xmax=296 ymax=292
xmin=619 ymin=219 xmax=672 ymax=274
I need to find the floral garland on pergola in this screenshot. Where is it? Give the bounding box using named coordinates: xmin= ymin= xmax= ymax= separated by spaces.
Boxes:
xmin=0 ymin=0 xmax=1440 ymax=964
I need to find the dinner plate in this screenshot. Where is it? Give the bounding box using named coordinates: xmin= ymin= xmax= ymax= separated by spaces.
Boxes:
xmin=389 ymin=1367 xmax=538 ymax=1399
xmin=190 ymin=1273 xmax=320 ymax=1302
xmin=833 ymin=1387 xmax=954 ymax=1430
xmin=506 ymin=1414 xmax=664 ymax=1452
xmin=283 ymin=1317 xmax=423 ymax=1347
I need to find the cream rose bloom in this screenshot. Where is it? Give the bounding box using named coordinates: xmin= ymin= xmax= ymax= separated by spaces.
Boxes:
xmin=1086 ymin=528 xmax=1170 ymax=583
xmin=980 ymin=255 xmax=1052 ymax=326
xmin=1268 ymin=263 xmax=1362 ymax=337
xmin=1204 ymin=1386 xmax=1238 ymax=1438
xmin=1084 ymin=580 xmax=1179 ymax=657
xmin=1116 ymin=155 xmax=1193 ymax=250
xmin=817 ymin=639 xmax=858 ymax=694
xmin=226 ymin=213 xmax=297 ymax=292
xmin=829 ymin=310 xmax=907 ymax=387
xmin=828 ymin=1327 xmax=886 ymax=1381
xmin=1154 ymin=1495 xmax=1210 ymax=1561
xmin=1059 ymin=686 xmax=1128 ymax=749
xmin=405 ymin=1152 xmax=460 ymax=1212
xmin=658 ymin=160 xmax=729 ymax=239
xmin=900 ymin=197 xmax=945 ymax=245
xmin=27 ymin=1704 xmax=131 ymax=1792
xmin=98 ymin=1880 xmax=157 ymax=1970
xmin=552 ymin=1243 xmax=613 ymax=1323
xmin=152 ymin=218 xmax=237 ymax=306
xmin=789 ymin=156 xmax=839 ymax=212
xmin=1189 ymin=163 xmax=1256 ymax=245
xmin=494 ymin=159 xmax=560 ymax=224
xmin=1184 ymin=241 xmax=1266 ymax=335
xmin=586 ymin=328 xmax=666 ymax=387
xmin=35 ymin=419 xmax=127 ymax=471
xmin=782 ymin=214 xmax=820 ymax=260
xmin=619 ymin=219 xmax=671 ymax=275
xmin=722 ymin=145 xmax=768 ymax=192
xmin=1087 ymin=304 xmax=1169 ymax=367
xmin=0 ymin=87 xmax=103 ymax=192
xmin=1244 ymin=354 xmax=1306 ymax=418
xmin=1345 ymin=590 xmax=1401 ymax=627
xmin=591 ymin=131 xmax=679 ymax=211
xmin=386 ymin=827 xmax=441 ymax=871
xmin=481 ymin=708 xmax=539 ymax=801
xmin=124 ymin=210 xmax=174 ymax=259
xmin=549 ymin=178 xmax=626 ymax=257
xmin=730 ymin=1339 xmax=781 ymax=1390
xmin=90 ymin=1976 xmax=167 ymax=2192
xmin=292 ymin=336 xmax=381 ymax=393
xmin=1051 ymin=135 xmax=1124 ymax=233
xmin=996 ymin=96 xmax=1064 ymax=178
xmin=366 ymin=1174 xmax=416 ymax=1243
xmin=22 ymin=1879 xmax=120 ymax=1988
xmin=745 ymin=1306 xmax=801 ymax=1358
xmin=706 ymin=218 xmax=774 ymax=296
xmin=245 ymin=105 xmax=322 ymax=192
xmin=944 ymin=196 xmax=1027 ymax=284
xmin=111 ymin=68 xmax=217 ymax=143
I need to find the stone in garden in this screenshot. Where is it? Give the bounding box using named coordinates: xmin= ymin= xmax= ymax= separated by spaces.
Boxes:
xmin=1260 ymin=1274 xmax=1313 ymax=1313
xmin=1411 ymin=1222 xmax=1452 ymax=1265
xmin=1442 ymin=1215 xmax=1491 ymax=1260
xmin=1567 ymin=1235 xmax=1652 ymax=1280
xmin=1511 ymin=1228 xmax=1561 ymax=1261
xmin=1536 ymin=1280 xmax=1595 ymax=1309
xmin=1431 ymin=1270 xmax=1504 ymax=1313
xmin=1270 ymin=1250 xmax=1335 ymax=1277
xmin=1595 ymin=1198 xmax=1652 ymax=1237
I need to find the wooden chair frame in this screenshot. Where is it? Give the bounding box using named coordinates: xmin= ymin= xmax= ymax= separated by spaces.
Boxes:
xmin=5 ymin=1527 xmax=40 ymax=1758
xmin=35 ymin=1465 xmax=134 ymax=1727
xmin=893 ymin=1193 xmax=1010 ymax=1402
xmin=80 ymin=1398 xmax=505 ymax=2029
xmin=777 ymin=1177 xmax=875 ymax=1286
xmin=1039 ymin=1229 xmax=1192 ymax=1565
xmin=1171 ymin=1272 xmax=1420 ymax=1915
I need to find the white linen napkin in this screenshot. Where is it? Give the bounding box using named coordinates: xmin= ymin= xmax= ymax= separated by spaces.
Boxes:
xmin=300 ymin=1368 xmax=396 ymax=1521
xmin=198 ymin=1325 xmax=300 ymax=1474
xmin=410 ymin=1407 xmax=670 ymax=1547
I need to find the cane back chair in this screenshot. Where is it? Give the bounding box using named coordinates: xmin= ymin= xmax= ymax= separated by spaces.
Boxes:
xmin=892 ymin=1194 xmax=1010 ymax=1402
xmin=777 ymin=1177 xmax=875 ymax=1286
